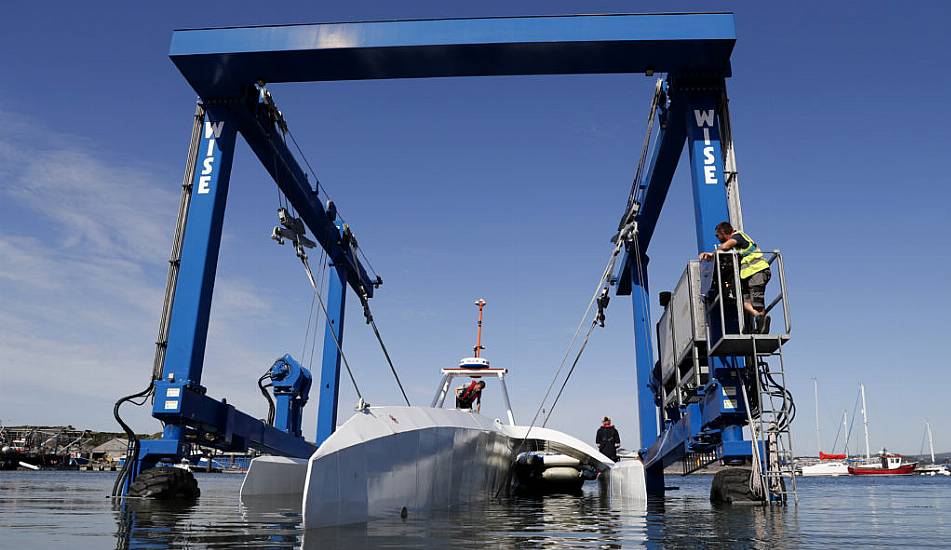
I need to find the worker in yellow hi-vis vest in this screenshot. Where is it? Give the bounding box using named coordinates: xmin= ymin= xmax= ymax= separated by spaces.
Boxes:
xmin=700 ymin=221 xmax=772 ymax=333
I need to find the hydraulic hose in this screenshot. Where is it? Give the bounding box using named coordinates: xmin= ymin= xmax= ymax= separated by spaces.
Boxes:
xmin=110 ymin=382 xmax=154 ymax=498
xmin=258 ymin=372 xmax=275 ymax=426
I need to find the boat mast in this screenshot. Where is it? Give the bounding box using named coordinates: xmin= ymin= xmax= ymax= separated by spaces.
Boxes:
xmin=473 ymin=299 xmax=486 ymax=357
xmin=842 ymin=411 xmax=849 ymax=458
xmin=860 ymin=383 xmax=871 ymax=460
xmin=813 ymin=378 xmax=821 ymax=457
xmin=927 ymin=421 xmax=936 ymax=464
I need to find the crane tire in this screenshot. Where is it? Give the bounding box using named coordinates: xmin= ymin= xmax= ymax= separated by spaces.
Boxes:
xmin=127 ymin=467 xmax=200 ymax=500
xmin=710 ymin=467 xmax=762 ymax=504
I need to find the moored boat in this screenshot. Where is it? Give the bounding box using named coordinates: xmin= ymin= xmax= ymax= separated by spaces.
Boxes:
xmin=917 ymin=422 xmax=949 ymax=476
xmin=801 ymin=460 xmax=850 ymax=477
xmin=848 ymin=452 xmax=917 ymax=476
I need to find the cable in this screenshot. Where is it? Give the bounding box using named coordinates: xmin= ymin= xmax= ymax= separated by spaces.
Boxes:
xmin=542 ymin=320 xmax=598 ymax=427
xmin=493 ymin=233 xmax=626 ymax=499
xmin=301 ymin=292 xmax=317 ymax=361
xmin=299 ymin=256 xmax=364 ymax=401
xmin=307 ymin=254 xmax=329 ymax=371
xmin=361 ymin=299 xmax=411 ymax=406
xmin=300 ymin=249 xmax=327 ymax=364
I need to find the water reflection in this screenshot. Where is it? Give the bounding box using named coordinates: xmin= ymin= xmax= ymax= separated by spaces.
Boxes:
xmin=114 ymin=499 xmax=199 ymax=550
xmin=112 ymin=479 xmax=805 ymax=549
xmin=16 ymin=472 xmax=951 ymax=548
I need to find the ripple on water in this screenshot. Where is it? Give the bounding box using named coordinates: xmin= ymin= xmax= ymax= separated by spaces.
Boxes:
xmin=2 ymin=471 xmax=951 ymax=548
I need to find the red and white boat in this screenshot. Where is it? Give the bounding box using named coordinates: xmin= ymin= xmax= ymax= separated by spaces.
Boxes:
xmin=848 ymin=452 xmax=917 ymax=476
xmin=844 ymin=384 xmax=917 ymax=475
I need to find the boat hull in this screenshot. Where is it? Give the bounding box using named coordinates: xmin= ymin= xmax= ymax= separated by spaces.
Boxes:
xmin=848 ymin=464 xmax=916 ymax=475
xmin=801 ymin=461 xmax=850 ymax=477
xmin=302 ymin=407 xmax=514 ymax=528
xmin=241 ymin=406 xmax=646 ymax=528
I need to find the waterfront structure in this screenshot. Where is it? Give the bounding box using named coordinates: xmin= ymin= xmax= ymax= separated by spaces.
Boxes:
xmin=111 ymin=11 xmax=796 ymax=518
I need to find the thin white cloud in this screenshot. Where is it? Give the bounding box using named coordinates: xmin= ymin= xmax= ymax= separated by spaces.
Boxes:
xmin=0 ymin=109 xmax=276 ymax=432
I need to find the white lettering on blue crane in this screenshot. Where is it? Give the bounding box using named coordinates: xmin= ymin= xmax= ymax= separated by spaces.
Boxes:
xmin=693 ymin=109 xmax=718 ymax=185
xmin=197 ymin=120 xmax=225 ymax=194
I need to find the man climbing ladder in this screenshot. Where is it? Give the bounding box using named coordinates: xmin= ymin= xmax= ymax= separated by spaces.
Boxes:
xmin=700 ymin=221 xmax=772 ymax=333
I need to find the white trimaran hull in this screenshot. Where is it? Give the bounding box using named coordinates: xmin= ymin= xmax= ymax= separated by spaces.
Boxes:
xmin=241 ymin=406 xmax=646 ymax=528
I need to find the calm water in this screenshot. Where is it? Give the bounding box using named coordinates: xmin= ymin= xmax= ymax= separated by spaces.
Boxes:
xmin=1 ymin=471 xmax=950 ymax=548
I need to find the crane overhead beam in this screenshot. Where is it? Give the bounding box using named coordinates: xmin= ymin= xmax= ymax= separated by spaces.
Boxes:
xmin=169 ymin=13 xmax=735 ymax=97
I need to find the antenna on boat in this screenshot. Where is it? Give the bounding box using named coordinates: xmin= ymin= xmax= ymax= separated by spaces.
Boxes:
xmin=473 ymin=299 xmax=486 ymax=358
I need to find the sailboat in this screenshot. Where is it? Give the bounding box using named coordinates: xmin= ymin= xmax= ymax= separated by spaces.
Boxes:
xmin=916 ymin=421 xmax=950 ymax=476
xmin=800 ymin=380 xmax=850 ymax=477
xmin=847 ymin=384 xmax=917 ymax=476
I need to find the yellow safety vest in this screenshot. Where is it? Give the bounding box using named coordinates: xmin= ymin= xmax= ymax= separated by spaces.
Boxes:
xmin=733 ymin=231 xmax=770 ymax=279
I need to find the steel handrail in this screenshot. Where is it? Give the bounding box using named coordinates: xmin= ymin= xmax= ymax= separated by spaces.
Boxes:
xmin=705 ymin=249 xmax=791 ymax=337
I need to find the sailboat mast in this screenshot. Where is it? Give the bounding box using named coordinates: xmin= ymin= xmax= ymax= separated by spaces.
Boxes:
xmin=842 ymin=411 xmax=849 ymax=457
xmin=860 ymin=383 xmax=871 ymax=460
xmin=927 ymin=421 xmax=936 ymax=464
xmin=813 ymin=378 xmax=821 ymax=457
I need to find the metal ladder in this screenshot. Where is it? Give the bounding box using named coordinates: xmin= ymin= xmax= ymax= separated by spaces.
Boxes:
xmin=743 ymin=334 xmax=798 ymax=504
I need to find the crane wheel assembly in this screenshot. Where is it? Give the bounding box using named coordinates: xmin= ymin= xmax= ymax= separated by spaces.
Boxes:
xmin=127 ymin=467 xmax=200 ymax=500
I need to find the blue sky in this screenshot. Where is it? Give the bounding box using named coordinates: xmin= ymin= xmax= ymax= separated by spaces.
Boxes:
xmin=1 ymin=1 xmax=948 ymax=457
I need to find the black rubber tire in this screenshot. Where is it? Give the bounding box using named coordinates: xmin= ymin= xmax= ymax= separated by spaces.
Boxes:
xmin=127 ymin=467 xmax=200 ymax=500
xmin=710 ymin=467 xmax=762 ymax=504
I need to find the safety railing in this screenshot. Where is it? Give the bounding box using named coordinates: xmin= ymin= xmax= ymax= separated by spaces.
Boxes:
xmin=702 ymin=249 xmax=791 ymax=356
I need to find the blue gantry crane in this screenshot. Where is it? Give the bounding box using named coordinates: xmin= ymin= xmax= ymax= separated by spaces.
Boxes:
xmin=114 ymin=12 xmax=794 ymax=502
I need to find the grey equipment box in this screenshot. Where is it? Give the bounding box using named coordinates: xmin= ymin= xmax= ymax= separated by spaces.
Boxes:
xmin=656 ymin=261 xmax=708 ymax=407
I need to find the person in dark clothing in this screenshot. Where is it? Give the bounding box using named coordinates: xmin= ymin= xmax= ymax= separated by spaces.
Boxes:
xmin=596 ymin=416 xmax=621 ymax=461
xmin=455 ymin=380 xmax=486 ymax=413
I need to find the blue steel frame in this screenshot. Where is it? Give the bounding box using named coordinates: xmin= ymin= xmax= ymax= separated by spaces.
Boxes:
xmin=615 ymin=76 xmax=755 ymax=493
xmin=131 ymin=12 xmax=742 ymax=494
